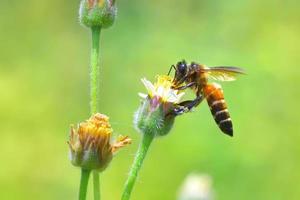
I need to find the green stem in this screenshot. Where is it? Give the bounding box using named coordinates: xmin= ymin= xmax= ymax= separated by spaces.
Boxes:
xmin=121 ymin=132 xmax=155 ymax=200
xmin=90 ymin=26 xmax=102 ymax=200
xmin=93 ymin=171 xmax=100 ymax=200
xmin=79 ymin=169 xmax=91 ymax=200
xmin=90 ymin=26 xmax=101 ymax=114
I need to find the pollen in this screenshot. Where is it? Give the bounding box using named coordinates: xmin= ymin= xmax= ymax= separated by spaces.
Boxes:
xmin=154 ymin=75 xmax=173 ymax=89
xmin=140 ymin=75 xmax=185 ymax=104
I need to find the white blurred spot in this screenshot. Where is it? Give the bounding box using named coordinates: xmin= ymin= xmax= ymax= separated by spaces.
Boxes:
xmin=177 ymin=173 xmax=214 ymax=200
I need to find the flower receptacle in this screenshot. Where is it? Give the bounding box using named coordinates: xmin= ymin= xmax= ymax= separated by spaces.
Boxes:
xmin=134 ymin=96 xmax=176 ymax=137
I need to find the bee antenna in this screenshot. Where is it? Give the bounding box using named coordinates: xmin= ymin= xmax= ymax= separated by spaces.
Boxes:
xmin=168 ymin=65 xmax=176 ymax=76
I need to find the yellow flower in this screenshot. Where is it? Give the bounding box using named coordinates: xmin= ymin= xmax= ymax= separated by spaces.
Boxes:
xmin=69 ymin=113 xmax=131 ymax=171
xmin=139 ymin=75 xmax=185 ymax=104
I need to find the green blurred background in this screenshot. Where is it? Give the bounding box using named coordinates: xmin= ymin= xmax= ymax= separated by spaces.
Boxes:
xmin=0 ymin=0 xmax=299 ymax=199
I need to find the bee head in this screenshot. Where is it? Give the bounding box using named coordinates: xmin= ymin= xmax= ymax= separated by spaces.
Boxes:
xmin=173 ymin=60 xmax=188 ymax=85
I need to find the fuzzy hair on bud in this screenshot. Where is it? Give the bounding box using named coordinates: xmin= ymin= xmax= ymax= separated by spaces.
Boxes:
xmin=134 ymin=96 xmax=176 ymax=137
xmin=79 ymin=0 xmax=117 ymax=28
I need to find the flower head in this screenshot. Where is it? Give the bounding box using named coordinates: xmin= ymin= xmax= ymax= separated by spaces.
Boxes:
xmin=79 ymin=0 xmax=117 ymax=28
xmin=69 ymin=113 xmax=131 ymax=171
xmin=139 ymin=75 xmax=185 ymax=104
xmin=134 ymin=75 xmax=185 ymax=137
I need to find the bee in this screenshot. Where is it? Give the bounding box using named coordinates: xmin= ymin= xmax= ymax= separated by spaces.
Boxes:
xmin=169 ymin=60 xmax=245 ymax=136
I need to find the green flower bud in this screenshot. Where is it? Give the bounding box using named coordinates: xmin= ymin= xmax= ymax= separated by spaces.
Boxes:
xmin=134 ymin=76 xmax=185 ymax=137
xmin=79 ymin=0 xmax=117 ymax=28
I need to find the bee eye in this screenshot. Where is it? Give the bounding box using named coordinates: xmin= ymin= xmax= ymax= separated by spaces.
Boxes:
xmin=177 ymin=62 xmax=187 ymax=73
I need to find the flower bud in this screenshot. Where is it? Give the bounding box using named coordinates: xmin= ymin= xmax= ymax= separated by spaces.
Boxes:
xmin=134 ymin=75 xmax=185 ymax=137
xmin=79 ymin=0 xmax=117 ymax=28
xmin=68 ymin=113 xmax=131 ymax=171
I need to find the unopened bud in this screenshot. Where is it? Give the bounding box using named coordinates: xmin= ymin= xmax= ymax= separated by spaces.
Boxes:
xmin=79 ymin=0 xmax=117 ymax=28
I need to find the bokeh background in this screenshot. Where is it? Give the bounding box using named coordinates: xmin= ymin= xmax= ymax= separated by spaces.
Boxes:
xmin=1 ymin=0 xmax=299 ymax=199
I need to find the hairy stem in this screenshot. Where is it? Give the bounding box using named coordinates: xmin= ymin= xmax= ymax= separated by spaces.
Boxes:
xmin=79 ymin=169 xmax=91 ymax=200
xmin=121 ymin=132 xmax=155 ymax=200
xmin=90 ymin=26 xmax=102 ymax=200
xmin=90 ymin=26 xmax=101 ymax=114
xmin=93 ymin=171 xmax=100 ymax=200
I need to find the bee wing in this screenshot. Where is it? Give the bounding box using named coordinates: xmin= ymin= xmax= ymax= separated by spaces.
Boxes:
xmin=203 ymin=66 xmax=245 ymax=81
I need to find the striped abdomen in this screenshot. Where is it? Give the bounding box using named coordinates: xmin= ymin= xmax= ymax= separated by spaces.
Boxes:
xmin=203 ymin=83 xmax=233 ymax=136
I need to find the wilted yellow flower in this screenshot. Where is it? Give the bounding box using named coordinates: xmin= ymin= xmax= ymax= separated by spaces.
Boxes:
xmin=69 ymin=113 xmax=131 ymax=171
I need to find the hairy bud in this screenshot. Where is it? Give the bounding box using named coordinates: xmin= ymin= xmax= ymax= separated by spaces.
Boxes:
xmin=79 ymin=0 xmax=117 ymax=28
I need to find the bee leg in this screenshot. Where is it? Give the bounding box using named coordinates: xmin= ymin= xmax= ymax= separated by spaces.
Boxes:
xmin=167 ymin=103 xmax=190 ymax=116
xmin=172 ymin=95 xmax=204 ymax=116
xmin=167 ymin=65 xmax=176 ymax=75
xmin=172 ymin=102 xmax=192 ymax=115
xmin=180 ymin=95 xmax=204 ymax=110
xmin=174 ymin=82 xmax=196 ymax=90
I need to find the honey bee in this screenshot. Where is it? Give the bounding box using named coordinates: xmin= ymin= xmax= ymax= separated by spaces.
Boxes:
xmin=169 ymin=60 xmax=245 ymax=136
